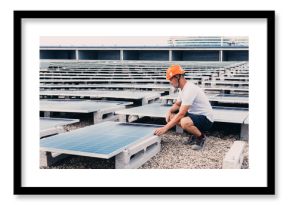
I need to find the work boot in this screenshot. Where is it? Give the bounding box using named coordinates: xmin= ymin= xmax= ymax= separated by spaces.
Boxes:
xmin=183 ymin=135 xmax=196 ymax=145
xmin=192 ymin=135 xmax=206 ymax=150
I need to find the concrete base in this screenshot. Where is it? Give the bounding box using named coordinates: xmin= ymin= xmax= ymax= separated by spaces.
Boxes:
xmin=240 ymin=124 xmax=249 ymax=141
xmin=128 ymin=115 xmax=139 ymax=123
xmin=93 ymin=105 xmax=126 ymax=124
xmin=40 ymin=151 xmax=69 ymax=167
xmin=44 ymin=111 xmax=50 ymax=117
xmin=118 ymin=114 xmax=139 ymax=123
xmin=142 ymin=96 xmax=160 ymax=105
xmin=118 ymin=114 xmax=127 ymax=122
xmin=222 ymin=141 xmax=246 ymax=169
xmin=176 ymin=125 xmax=183 ymax=134
xmin=115 ymin=135 xmax=161 ymax=169
xmin=142 ymin=98 xmax=149 ymax=105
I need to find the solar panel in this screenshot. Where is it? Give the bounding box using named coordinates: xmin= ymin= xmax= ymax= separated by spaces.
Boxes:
xmin=212 ymin=107 xmax=249 ymax=123
xmin=40 ymin=121 xmax=161 ymax=159
xmin=40 ymin=117 xmax=79 ymax=130
xmin=40 ymin=90 xmax=161 ymax=100
xmin=40 ymin=83 xmax=172 ymax=90
xmin=40 ymin=117 xmax=80 ymax=138
xmin=40 ymin=100 xmax=132 ymax=113
xmin=209 ymin=94 xmax=249 ymax=104
xmin=116 ymin=103 xmax=249 ymax=124
xmin=116 ymin=103 xmax=168 ymax=118
xmin=161 ymin=94 xmax=249 ymax=104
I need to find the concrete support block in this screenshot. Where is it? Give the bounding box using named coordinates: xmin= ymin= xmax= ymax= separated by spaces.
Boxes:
xmin=93 ymin=106 xmax=126 ymax=124
xmin=240 ymin=124 xmax=249 ymax=141
xmin=40 ymin=151 xmax=69 ymax=167
xmin=141 ymin=98 xmax=148 ymax=105
xmin=118 ymin=114 xmax=127 ymax=122
xmin=93 ymin=112 xmax=103 ymax=124
xmin=115 ymin=135 xmax=161 ymax=169
xmin=168 ymin=99 xmax=174 ymax=105
xmin=44 ymin=111 xmax=50 ymax=117
xmin=219 ymin=50 xmax=223 ymax=62
xmin=76 ymin=50 xmax=79 ymax=60
xmin=120 ymin=50 xmax=124 ymax=61
xmin=128 ymin=115 xmax=139 ymax=123
xmin=176 ymin=125 xmax=183 ymax=134
xmin=222 ymin=141 xmax=246 ymax=169
xmin=93 ymin=112 xmax=117 ymax=124
xmin=161 ymin=99 xmax=167 ymax=105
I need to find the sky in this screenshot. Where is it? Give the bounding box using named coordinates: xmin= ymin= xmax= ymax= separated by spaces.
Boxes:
xmin=40 ymin=36 xmax=170 ymax=46
xmin=40 ymin=36 xmax=247 ymax=47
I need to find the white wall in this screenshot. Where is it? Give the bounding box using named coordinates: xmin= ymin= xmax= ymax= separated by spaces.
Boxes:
xmin=0 ymin=0 xmax=288 ymax=204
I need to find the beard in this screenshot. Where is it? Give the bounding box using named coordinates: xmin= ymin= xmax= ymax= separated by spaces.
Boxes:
xmin=172 ymin=83 xmax=179 ymax=89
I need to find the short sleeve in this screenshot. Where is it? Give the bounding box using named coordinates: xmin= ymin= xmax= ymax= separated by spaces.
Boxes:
xmin=181 ymin=84 xmax=197 ymax=106
xmin=177 ymin=92 xmax=182 ymax=103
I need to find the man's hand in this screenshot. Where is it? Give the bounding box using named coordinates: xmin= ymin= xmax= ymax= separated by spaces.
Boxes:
xmin=165 ymin=110 xmax=172 ymax=123
xmin=154 ymin=126 xmax=168 ymax=136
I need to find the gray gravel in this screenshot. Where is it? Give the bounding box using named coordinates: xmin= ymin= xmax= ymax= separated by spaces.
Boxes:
xmin=40 ymin=121 xmax=249 ymax=169
xmin=140 ymin=131 xmax=248 ymax=169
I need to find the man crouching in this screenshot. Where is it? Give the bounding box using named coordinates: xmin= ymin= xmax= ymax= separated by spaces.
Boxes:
xmin=154 ymin=65 xmax=214 ymax=150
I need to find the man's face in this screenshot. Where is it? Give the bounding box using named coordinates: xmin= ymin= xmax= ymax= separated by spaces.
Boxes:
xmin=169 ymin=76 xmax=179 ymax=89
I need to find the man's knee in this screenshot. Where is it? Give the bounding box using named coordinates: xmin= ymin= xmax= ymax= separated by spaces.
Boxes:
xmin=180 ymin=117 xmax=193 ymax=129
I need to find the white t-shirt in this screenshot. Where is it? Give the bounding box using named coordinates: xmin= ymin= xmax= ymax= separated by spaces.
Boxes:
xmin=177 ymin=82 xmax=214 ymax=122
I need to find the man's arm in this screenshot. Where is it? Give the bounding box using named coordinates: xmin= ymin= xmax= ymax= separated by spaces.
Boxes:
xmin=165 ymin=101 xmax=181 ymax=123
xmin=168 ymin=101 xmax=181 ymax=113
xmin=164 ymin=104 xmax=190 ymax=130
xmin=154 ymin=104 xmax=190 ymax=136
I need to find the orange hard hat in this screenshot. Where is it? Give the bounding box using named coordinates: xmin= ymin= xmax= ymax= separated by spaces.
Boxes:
xmin=166 ymin=65 xmax=185 ymax=80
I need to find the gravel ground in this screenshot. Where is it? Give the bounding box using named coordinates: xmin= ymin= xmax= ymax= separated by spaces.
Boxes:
xmin=141 ymin=131 xmax=249 ymax=169
xmin=40 ymin=120 xmax=249 ymax=169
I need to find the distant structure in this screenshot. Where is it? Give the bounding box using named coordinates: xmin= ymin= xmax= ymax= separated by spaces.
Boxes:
xmin=40 ymin=36 xmax=248 ymax=62
xmin=168 ymin=36 xmax=248 ymax=48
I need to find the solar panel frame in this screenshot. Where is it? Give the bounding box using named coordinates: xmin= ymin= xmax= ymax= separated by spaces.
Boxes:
xmin=40 ymin=121 xmax=162 ymax=159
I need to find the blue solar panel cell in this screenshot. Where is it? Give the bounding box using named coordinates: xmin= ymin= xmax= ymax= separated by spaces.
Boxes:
xmin=40 ymin=121 xmax=161 ymax=158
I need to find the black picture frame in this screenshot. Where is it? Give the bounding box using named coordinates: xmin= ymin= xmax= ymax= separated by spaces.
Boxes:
xmin=14 ymin=10 xmax=275 ymax=195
